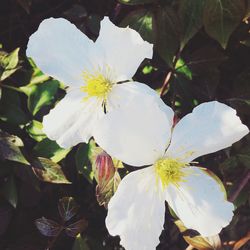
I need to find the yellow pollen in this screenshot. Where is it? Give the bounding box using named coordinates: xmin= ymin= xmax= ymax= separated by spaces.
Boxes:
xmin=154 ymin=158 xmax=189 ymax=188
xmin=81 ymin=70 xmax=112 ymax=100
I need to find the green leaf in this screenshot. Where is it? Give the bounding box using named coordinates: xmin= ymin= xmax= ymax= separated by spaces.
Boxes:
xmin=75 ymin=143 xmax=94 ymax=184
xmin=178 ymin=0 xmax=205 ymax=49
xmin=155 ymin=6 xmax=180 ymax=67
xmin=73 ymin=234 xmax=90 ymax=250
xmin=3 ymin=175 xmax=18 ymax=208
xmin=32 ymin=157 xmax=71 ymax=184
xmin=203 ymin=0 xmax=245 ymax=49
xmin=0 ymin=130 xmax=29 ymax=165
xmin=119 ymin=0 xmax=155 ymax=5
xmin=175 ymin=58 xmax=192 ymax=80
xmin=25 ymin=120 xmax=46 ymax=142
xmin=0 ymin=48 xmax=20 ymax=81
xmin=0 ymin=88 xmax=29 ymax=125
xmin=21 ymin=80 xmax=59 ymax=115
xmin=34 ymin=138 xmax=71 ymax=163
xmin=120 ymin=9 xmax=154 ymax=43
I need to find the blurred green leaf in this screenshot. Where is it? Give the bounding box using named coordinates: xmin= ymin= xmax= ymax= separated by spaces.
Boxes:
xmin=35 ymin=217 xmax=62 ymax=237
xmin=0 ymin=130 xmax=29 ymax=165
xmin=3 ymin=175 xmax=18 ymax=208
xmin=32 ymin=157 xmax=71 ymax=184
xmin=75 ymin=143 xmax=95 ymax=184
xmin=120 ymin=9 xmax=154 ymax=43
xmin=119 ymin=0 xmax=155 ymax=5
xmin=25 ymin=120 xmax=46 ymax=142
xmin=0 ymin=48 xmax=20 ymax=81
xmin=203 ymin=0 xmax=245 ymax=49
xmin=175 ymin=58 xmax=192 ymax=80
xmin=34 ymin=138 xmax=71 ymax=163
xmin=21 ymin=80 xmax=59 ymax=115
xmin=58 ymin=197 xmax=79 ymax=222
xmin=178 ymin=0 xmax=205 ymax=49
xmin=73 ymin=234 xmax=90 ymax=250
xmin=155 ymin=5 xmax=180 ymax=67
xmin=0 ymin=88 xmax=29 ymax=125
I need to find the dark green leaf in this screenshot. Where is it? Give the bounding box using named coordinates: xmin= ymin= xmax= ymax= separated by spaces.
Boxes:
xmin=32 ymin=157 xmax=71 ymax=184
xmin=3 ymin=175 xmax=18 ymax=208
xmin=26 ymin=120 xmax=46 ymax=142
xmin=34 ymin=138 xmax=71 ymax=163
xmin=155 ymin=6 xmax=180 ymax=67
xmin=0 ymin=88 xmax=29 ymax=125
xmin=120 ymin=9 xmax=154 ymax=43
xmin=73 ymin=234 xmax=90 ymax=250
xmin=0 ymin=48 xmax=20 ymax=81
xmin=35 ymin=217 xmax=62 ymax=237
xmin=119 ymin=0 xmax=155 ymax=5
xmin=22 ymin=80 xmax=59 ymax=115
xmin=65 ymin=218 xmax=88 ymax=237
xmin=203 ymin=0 xmax=245 ymax=49
xmin=75 ymin=143 xmax=96 ymax=183
xmin=175 ymin=58 xmax=192 ymax=80
xmin=0 ymin=130 xmax=29 ymax=165
xmin=178 ymin=0 xmax=205 ymax=49
xmin=58 ymin=197 xmax=79 ymax=222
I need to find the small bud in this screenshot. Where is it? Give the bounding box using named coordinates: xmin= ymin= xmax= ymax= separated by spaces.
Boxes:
xmin=94 ymin=151 xmax=115 ymax=189
xmin=93 ymin=151 xmax=121 ymax=208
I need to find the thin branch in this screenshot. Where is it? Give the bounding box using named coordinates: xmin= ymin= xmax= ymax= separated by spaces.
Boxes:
xmin=229 ymin=171 xmax=250 ymax=202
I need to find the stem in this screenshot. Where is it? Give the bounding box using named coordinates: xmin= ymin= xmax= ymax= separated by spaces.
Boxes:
xmin=160 ymin=50 xmax=181 ymax=97
xmin=186 ymin=245 xmax=194 ymax=250
xmin=228 ymin=171 xmax=250 ymax=202
xmin=0 ymin=83 xmax=23 ymax=93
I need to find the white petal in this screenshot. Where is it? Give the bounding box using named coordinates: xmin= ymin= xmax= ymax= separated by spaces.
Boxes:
xmin=106 ymin=167 xmax=165 ymax=250
xmin=165 ymin=167 xmax=234 ymax=237
xmin=94 ymin=82 xmax=174 ymax=166
xmin=166 ymin=101 xmax=249 ymax=163
xmin=43 ymin=89 xmax=103 ymax=148
xmin=27 ymin=18 xmax=97 ymax=87
xmin=96 ymin=17 xmax=153 ymax=81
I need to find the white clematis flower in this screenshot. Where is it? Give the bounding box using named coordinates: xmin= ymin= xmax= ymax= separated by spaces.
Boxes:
xmin=26 ymin=17 xmax=168 ymax=148
xmin=102 ymin=101 xmax=249 ymax=250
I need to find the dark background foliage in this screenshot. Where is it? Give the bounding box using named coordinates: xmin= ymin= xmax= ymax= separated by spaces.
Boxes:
xmin=0 ymin=0 xmax=250 ymax=249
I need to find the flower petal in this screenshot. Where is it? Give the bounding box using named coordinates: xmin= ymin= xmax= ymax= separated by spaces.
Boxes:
xmin=96 ymin=17 xmax=153 ymax=81
xmin=94 ymin=82 xmax=174 ymax=166
xmin=27 ymin=18 xmax=97 ymax=87
xmin=106 ymin=167 xmax=165 ymax=250
xmin=165 ymin=167 xmax=234 ymax=237
xmin=166 ymin=101 xmax=249 ymax=163
xmin=43 ymin=89 xmax=103 ymax=148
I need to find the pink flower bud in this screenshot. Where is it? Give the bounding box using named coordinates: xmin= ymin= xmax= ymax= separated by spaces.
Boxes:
xmin=94 ymin=151 xmax=115 ymax=188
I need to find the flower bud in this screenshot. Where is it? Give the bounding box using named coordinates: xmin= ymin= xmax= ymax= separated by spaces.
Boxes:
xmin=94 ymin=151 xmax=115 ymax=189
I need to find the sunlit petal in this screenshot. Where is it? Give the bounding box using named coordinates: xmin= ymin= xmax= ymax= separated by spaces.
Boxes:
xmin=43 ymin=89 xmax=103 ymax=148
xmin=106 ymin=167 xmax=165 ymax=250
xmin=27 ymin=18 xmax=98 ymax=87
xmin=94 ymin=82 xmax=174 ymax=166
xmin=96 ymin=17 xmax=153 ymax=81
xmin=165 ymin=167 xmax=234 ymax=237
xmin=166 ymin=101 xmax=249 ymax=162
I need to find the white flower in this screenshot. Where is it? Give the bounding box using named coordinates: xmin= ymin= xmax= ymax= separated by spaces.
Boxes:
xmin=102 ymin=101 xmax=249 ymax=250
xmin=26 ymin=17 xmax=167 ymax=148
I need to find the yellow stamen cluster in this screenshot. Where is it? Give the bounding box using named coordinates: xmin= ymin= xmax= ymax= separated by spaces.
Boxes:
xmin=81 ymin=70 xmax=112 ymax=100
xmin=154 ymin=158 xmax=188 ymax=188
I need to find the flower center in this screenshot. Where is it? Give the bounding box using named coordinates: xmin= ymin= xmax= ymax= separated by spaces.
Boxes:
xmin=81 ymin=70 xmax=113 ymax=100
xmin=154 ymin=158 xmax=189 ymax=188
